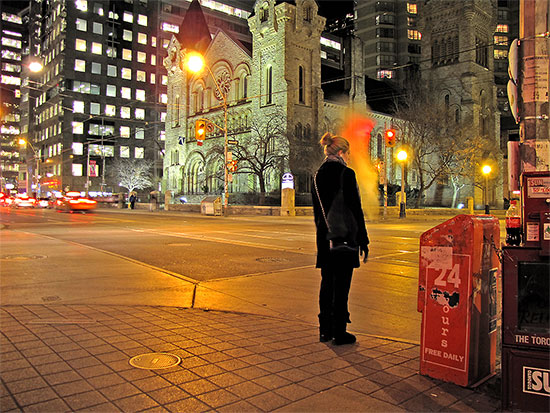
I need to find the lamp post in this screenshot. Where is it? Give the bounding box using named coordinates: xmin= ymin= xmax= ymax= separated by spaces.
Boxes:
xmin=482 ymin=164 xmax=492 ymax=214
xmin=18 ymin=138 xmax=40 ymax=195
xmin=396 ymin=149 xmax=408 ymax=218
xmin=185 ymin=52 xmax=229 ymax=214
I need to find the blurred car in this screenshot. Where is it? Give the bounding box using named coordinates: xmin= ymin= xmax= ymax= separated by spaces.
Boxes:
xmin=13 ymin=194 xmax=37 ymax=208
xmin=1 ymin=195 xmax=15 ymax=206
xmin=56 ymin=191 xmax=97 ymax=212
xmin=37 ymin=197 xmax=51 ymax=208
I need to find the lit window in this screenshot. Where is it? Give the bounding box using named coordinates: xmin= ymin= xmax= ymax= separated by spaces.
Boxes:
xmin=494 ymin=35 xmax=508 ymax=46
xmin=90 ymin=102 xmax=100 ymax=115
xmin=75 ymin=0 xmax=88 ymax=12
xmin=93 ymin=3 xmax=103 ymax=15
xmin=160 ymin=131 xmax=165 ymax=141
xmin=1 ymin=12 xmax=22 ymax=24
xmin=160 ymin=93 xmax=168 ymax=103
xmin=73 ymin=100 xmax=85 ymax=113
xmin=150 ymin=73 xmax=156 ymax=84
xmin=0 ymin=75 xmax=20 ymax=85
xmin=72 ymin=163 xmax=83 ymax=176
xmin=93 ymin=22 xmax=102 ymax=34
xmin=121 ymin=68 xmax=132 ymax=80
xmin=496 ymin=24 xmax=509 ymax=33
xmin=120 ymin=126 xmax=130 ymax=138
xmin=137 ymin=70 xmax=146 ymax=82
xmin=121 ymin=87 xmax=131 ymax=99
xmin=123 ymin=12 xmax=133 ymax=23
xmin=136 ymin=128 xmax=144 ymax=139
xmin=121 ymin=107 xmax=131 ymax=119
xmin=74 ymin=59 xmax=86 ymax=72
xmin=137 ymin=51 xmax=146 ymax=63
xmin=407 ymin=30 xmax=421 ymax=40
xmin=107 ymin=65 xmax=116 ymax=77
xmin=160 ymin=112 xmax=166 ymax=122
xmin=377 ymin=69 xmax=393 ymax=79
xmin=407 ymin=3 xmax=417 ymax=14
xmin=123 ymin=49 xmax=132 ymax=60
xmin=138 ymin=33 xmax=147 ymax=45
xmin=494 ymin=49 xmax=508 ymax=59
xmin=72 ymin=142 xmax=83 ymax=155
xmin=161 ymin=75 xmax=167 ymax=85
xmin=136 ymin=89 xmax=145 ymax=101
xmin=135 ymin=108 xmax=145 ymax=120
xmin=91 ymin=42 xmax=102 ymax=54
xmin=162 ymin=39 xmax=169 ymax=48
xmin=91 ymin=62 xmax=101 ymax=74
xmin=76 ymin=18 xmax=87 ymax=31
xmin=1 ymin=50 xmax=21 ymax=61
xmin=135 ymin=147 xmax=144 ymax=159
xmin=151 ymin=55 xmax=156 ymax=65
xmin=72 ymin=121 xmax=84 ymax=134
xmin=76 ymin=39 xmax=87 ymax=51
xmin=120 ymin=146 xmax=130 ymax=158
xmin=123 ymin=29 xmax=132 ymax=41
xmin=151 ymin=36 xmax=157 ymax=47
xmin=106 ymin=47 xmax=117 ymax=58
xmin=106 ymin=85 xmax=116 ymax=97
xmin=138 ymin=14 xmax=147 ymax=26
xmin=105 ymin=104 xmax=116 ymax=116
xmin=161 ymin=22 xmax=179 ymax=33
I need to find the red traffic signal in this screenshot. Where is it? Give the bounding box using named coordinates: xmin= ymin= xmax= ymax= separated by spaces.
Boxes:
xmin=385 ymin=128 xmax=396 ymax=147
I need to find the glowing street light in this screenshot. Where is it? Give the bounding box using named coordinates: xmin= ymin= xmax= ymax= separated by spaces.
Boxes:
xmin=184 ymin=51 xmax=229 ymax=214
xmin=28 ymin=61 xmax=43 ymax=73
xmin=482 ymin=164 xmax=492 ymax=214
xmin=396 ymin=149 xmax=408 ymax=218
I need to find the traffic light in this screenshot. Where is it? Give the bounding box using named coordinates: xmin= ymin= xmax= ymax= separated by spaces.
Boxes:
xmin=195 ymin=120 xmax=206 ymax=145
xmin=384 ymin=128 xmax=396 ymax=147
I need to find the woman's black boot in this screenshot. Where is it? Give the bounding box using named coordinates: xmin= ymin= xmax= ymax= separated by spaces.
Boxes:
xmin=319 ymin=314 xmax=332 ymax=342
xmin=332 ymin=321 xmax=356 ymax=345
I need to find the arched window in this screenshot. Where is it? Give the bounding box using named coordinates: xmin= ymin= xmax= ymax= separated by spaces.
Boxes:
xmin=304 ymin=6 xmax=312 ymax=22
xmin=455 ymin=108 xmax=460 ymax=123
xmin=298 ymin=66 xmax=305 ymax=104
xmin=260 ymin=3 xmax=269 ymax=22
xmin=295 ymin=123 xmax=303 ymax=139
xmin=444 ymin=94 xmax=450 ymax=109
xmin=242 ymin=74 xmax=248 ymax=99
xmin=304 ymin=124 xmax=311 ymax=138
xmin=266 ymin=66 xmax=273 ymax=104
xmin=173 ymin=95 xmax=180 ymax=127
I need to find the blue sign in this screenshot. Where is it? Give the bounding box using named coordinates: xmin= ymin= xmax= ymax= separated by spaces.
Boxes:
xmin=178 ymin=136 xmax=186 ymax=145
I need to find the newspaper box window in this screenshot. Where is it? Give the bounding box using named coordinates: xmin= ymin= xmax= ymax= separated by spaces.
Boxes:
xmin=201 ymin=196 xmax=222 ymax=216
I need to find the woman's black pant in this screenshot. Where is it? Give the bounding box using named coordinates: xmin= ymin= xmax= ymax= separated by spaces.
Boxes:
xmin=319 ymin=263 xmax=353 ymax=335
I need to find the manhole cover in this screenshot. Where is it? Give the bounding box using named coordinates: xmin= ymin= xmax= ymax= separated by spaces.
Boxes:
xmin=0 ymin=254 xmax=47 ymax=261
xmin=129 ymin=353 xmax=181 ymax=370
xmin=256 ymin=257 xmax=289 ymax=263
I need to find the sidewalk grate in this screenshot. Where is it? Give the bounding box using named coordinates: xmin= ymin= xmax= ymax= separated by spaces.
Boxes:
xmin=129 ymin=353 xmax=181 ymax=370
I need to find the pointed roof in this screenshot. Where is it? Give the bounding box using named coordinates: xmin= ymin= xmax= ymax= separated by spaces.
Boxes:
xmin=177 ymin=0 xmax=211 ymax=54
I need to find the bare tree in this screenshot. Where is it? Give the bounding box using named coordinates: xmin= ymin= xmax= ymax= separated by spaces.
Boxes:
xmin=393 ymin=84 xmax=466 ymax=208
xmin=209 ymin=109 xmax=289 ymax=204
xmin=110 ymin=159 xmax=154 ymax=194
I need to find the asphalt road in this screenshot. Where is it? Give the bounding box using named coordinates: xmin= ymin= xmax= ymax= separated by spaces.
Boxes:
xmin=0 ymin=206 xmax=470 ymax=343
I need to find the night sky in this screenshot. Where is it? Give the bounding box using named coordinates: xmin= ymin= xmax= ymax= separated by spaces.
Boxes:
xmin=1 ymin=0 xmax=354 ymax=19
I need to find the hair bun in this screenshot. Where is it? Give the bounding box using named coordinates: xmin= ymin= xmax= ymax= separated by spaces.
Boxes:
xmin=319 ymin=132 xmax=333 ymax=147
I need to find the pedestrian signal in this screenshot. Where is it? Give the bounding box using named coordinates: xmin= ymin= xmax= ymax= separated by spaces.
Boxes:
xmin=195 ymin=120 xmax=206 ymax=145
xmin=385 ymin=128 xmax=396 ymax=147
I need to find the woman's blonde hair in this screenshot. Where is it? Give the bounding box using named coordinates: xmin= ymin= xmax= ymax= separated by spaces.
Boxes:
xmin=320 ymin=132 xmax=350 ymax=156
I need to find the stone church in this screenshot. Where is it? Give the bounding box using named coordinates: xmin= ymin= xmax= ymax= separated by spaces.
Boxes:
xmin=162 ymin=0 xmax=371 ymax=203
xmin=163 ymin=0 xmax=502 ymax=208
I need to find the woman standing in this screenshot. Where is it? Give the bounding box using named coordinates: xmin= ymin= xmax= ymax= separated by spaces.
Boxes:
xmin=312 ymin=132 xmax=369 ymax=345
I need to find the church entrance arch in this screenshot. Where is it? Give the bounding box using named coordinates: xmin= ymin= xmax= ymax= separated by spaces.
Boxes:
xmin=185 ymin=152 xmax=206 ymax=194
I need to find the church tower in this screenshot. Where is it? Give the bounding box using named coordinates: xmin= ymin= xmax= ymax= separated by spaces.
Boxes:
xmin=420 ymin=0 xmax=503 ymax=208
xmin=248 ymin=0 xmax=326 ymax=190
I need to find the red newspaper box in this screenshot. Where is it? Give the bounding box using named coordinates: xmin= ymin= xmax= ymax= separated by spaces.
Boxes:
xmin=418 ymin=215 xmax=500 ymax=387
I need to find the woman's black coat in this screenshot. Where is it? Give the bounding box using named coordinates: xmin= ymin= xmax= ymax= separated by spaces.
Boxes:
xmin=312 ymin=160 xmax=369 ymax=269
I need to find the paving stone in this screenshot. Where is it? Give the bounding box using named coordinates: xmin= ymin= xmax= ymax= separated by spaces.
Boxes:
xmin=23 ymin=397 xmax=70 ymax=412
xmin=273 ymin=383 xmax=316 ymax=402
xmin=0 ymin=395 xmax=19 ymax=411
xmin=196 ymin=388 xmax=240 ymax=409
xmin=113 ymin=393 xmax=160 ymax=411
xmin=179 ymin=378 xmax=219 ymax=396
xmin=5 ymin=376 xmax=49 ymax=395
xmin=52 ymin=379 xmax=94 ymax=397
xmin=148 ymin=386 xmax=190 ymax=405
xmin=164 ymin=396 xmax=211 ymax=412
xmin=217 ymin=399 xmax=259 ymax=412
xmin=12 ymin=387 xmax=58 ymax=407
xmin=86 ymin=373 xmax=126 ymax=389
xmin=132 ymin=376 xmax=172 ymax=392
xmin=99 ymin=382 xmax=141 ymax=400
xmin=226 ymin=380 xmax=267 ymax=399
xmin=247 ymin=389 xmax=290 ymax=411
xmin=1 ymin=367 xmax=39 ymax=383
xmin=345 ymin=377 xmax=382 ymax=395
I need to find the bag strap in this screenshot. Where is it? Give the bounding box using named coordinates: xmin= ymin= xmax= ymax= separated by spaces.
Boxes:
xmin=314 ymin=167 xmax=346 ymax=230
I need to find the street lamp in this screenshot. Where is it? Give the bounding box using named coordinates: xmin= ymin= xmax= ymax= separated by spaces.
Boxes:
xmin=18 ymin=138 xmax=40 ymax=195
xmin=396 ymin=149 xmax=408 ymax=218
xmin=185 ymin=51 xmax=229 ymax=214
xmin=482 ymin=164 xmax=492 ymax=214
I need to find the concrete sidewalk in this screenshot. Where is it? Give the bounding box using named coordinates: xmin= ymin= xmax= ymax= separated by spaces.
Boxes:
xmin=1 ymin=305 xmax=500 ymax=412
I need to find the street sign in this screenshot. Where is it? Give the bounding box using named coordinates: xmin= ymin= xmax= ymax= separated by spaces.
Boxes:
xmin=178 ymin=136 xmax=185 ymax=145
xmin=228 ymin=139 xmax=238 ymax=145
